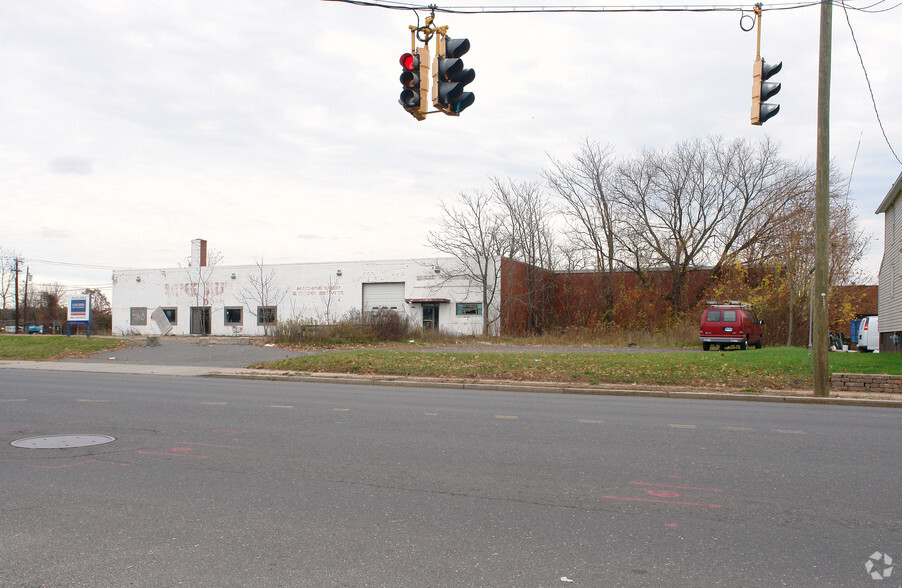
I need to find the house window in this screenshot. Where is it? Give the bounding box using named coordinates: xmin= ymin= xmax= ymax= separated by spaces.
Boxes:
xmin=162 ymin=308 xmax=177 ymax=325
xmin=130 ymin=307 xmax=147 ymax=326
xmin=456 ymin=303 xmax=483 ymax=316
xmin=224 ymin=307 xmax=243 ymax=325
xmin=257 ymin=306 xmax=277 ymax=325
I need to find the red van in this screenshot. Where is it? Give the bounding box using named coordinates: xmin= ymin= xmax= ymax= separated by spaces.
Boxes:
xmin=699 ymin=301 xmax=763 ymax=351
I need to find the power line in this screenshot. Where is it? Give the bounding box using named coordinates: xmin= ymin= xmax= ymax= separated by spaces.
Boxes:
xmin=21 ymin=258 xmax=126 ymax=271
xmin=840 ymin=0 xmax=902 ymax=165
xmin=322 ymin=0 xmax=901 ymax=13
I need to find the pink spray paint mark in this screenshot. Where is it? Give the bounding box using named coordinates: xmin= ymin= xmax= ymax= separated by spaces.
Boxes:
xmin=647 ymin=490 xmax=681 ymax=498
xmin=630 ymin=481 xmax=724 ymax=492
xmin=603 ymin=496 xmax=722 ymax=508
xmin=177 ymin=442 xmax=242 ymax=449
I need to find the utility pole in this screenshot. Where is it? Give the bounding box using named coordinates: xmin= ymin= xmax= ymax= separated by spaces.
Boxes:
xmin=813 ymin=0 xmax=832 ymax=396
xmin=13 ymin=257 xmax=20 ymax=334
xmin=22 ymin=267 xmax=30 ymax=332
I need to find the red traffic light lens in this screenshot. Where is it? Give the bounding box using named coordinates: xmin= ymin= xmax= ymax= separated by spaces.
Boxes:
xmin=400 ymin=53 xmax=416 ymax=70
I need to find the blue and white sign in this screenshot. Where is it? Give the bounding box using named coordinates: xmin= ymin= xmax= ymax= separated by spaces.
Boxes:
xmin=67 ymin=295 xmax=91 ymax=324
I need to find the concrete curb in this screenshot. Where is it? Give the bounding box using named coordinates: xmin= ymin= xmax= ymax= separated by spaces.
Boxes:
xmin=3 ymin=360 xmax=900 ymax=408
xmin=206 ymin=370 xmax=902 ymax=409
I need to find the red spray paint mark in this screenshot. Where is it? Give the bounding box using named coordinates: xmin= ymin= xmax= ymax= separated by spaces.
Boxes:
xmin=177 ymin=442 xmax=242 ymax=449
xmin=603 ymin=495 xmax=722 ymax=508
xmin=664 ymin=523 xmax=680 ymax=527
xmin=647 ymin=490 xmax=681 ymax=498
xmin=630 ymin=481 xmax=724 ymax=492
xmin=28 ymin=459 xmax=97 ymax=469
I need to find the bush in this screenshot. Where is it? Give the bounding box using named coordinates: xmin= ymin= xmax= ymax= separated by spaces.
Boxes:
xmin=270 ymin=309 xmax=416 ymax=346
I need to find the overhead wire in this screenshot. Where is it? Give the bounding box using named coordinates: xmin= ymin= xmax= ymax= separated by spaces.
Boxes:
xmin=839 ymin=0 xmax=902 ymax=165
xmin=322 ymin=0 xmax=902 ymax=14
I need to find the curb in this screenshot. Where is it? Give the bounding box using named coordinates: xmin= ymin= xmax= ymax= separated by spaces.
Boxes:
xmin=205 ymin=371 xmax=902 ymax=409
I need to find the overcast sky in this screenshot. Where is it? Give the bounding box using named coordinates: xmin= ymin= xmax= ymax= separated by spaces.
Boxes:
xmin=2 ymin=0 xmax=900 ymax=297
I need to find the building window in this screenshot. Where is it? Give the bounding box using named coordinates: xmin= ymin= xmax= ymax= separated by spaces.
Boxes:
xmin=257 ymin=306 xmax=277 ymax=325
xmin=224 ymin=307 xmax=243 ymax=325
xmin=456 ymin=303 xmax=483 ymax=316
xmin=130 ymin=307 xmax=147 ymax=326
xmin=162 ymin=308 xmax=177 ymax=325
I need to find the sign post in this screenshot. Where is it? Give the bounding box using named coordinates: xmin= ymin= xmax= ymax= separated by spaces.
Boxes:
xmin=67 ymin=295 xmax=92 ymax=337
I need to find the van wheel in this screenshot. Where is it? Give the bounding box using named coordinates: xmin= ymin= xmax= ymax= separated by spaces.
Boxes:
xmin=741 ymin=339 xmax=748 ymax=350
xmin=702 ymin=342 xmax=710 ymax=351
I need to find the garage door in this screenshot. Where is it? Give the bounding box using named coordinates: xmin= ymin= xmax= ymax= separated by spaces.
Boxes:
xmin=362 ymin=282 xmax=406 ymax=312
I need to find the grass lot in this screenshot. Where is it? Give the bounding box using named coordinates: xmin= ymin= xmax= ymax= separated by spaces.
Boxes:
xmin=255 ymin=347 xmax=902 ymax=391
xmin=0 ymin=335 xmax=127 ymax=360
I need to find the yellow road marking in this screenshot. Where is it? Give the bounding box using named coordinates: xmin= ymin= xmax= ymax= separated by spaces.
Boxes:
xmin=270 ymin=405 xmax=294 ymax=409
xmin=424 ymin=412 xmax=438 ymax=416
xmin=333 ymin=408 xmax=350 ymax=412
xmin=0 ymin=399 xmax=27 ymax=402
xmin=774 ymin=429 xmax=807 ymax=435
xmin=578 ymin=419 xmax=605 ymax=424
xmin=76 ymin=399 xmax=110 ymax=403
xmin=495 ymin=415 xmax=518 ymax=420
xmin=722 ymin=426 xmax=755 ymax=431
xmin=669 ymin=424 xmax=697 ymax=429
xmin=201 ymin=402 xmax=228 ymax=406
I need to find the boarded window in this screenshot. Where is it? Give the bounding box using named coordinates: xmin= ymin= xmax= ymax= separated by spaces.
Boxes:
xmin=130 ymin=307 xmax=147 ymax=326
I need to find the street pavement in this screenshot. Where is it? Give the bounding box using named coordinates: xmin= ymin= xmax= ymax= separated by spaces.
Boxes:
xmin=1 ymin=369 xmax=900 ymax=586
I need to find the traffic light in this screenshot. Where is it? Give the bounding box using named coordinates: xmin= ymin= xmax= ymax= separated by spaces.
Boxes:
xmin=751 ymin=57 xmax=782 ymax=125
xmin=400 ymin=47 xmax=430 ymax=120
xmin=433 ymin=35 xmax=475 ymax=115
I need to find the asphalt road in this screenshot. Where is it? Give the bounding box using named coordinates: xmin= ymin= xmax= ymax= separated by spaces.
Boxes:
xmin=1 ymin=370 xmax=900 ymax=587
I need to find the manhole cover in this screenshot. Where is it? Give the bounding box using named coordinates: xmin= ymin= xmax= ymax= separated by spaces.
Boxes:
xmin=11 ymin=434 xmax=116 ymax=449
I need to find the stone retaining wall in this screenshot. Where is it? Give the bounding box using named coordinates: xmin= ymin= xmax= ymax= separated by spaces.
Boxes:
xmin=831 ymin=373 xmax=902 ymax=394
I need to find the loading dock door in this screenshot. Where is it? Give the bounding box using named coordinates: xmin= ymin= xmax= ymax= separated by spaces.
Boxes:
xmin=362 ymin=282 xmax=405 ymax=314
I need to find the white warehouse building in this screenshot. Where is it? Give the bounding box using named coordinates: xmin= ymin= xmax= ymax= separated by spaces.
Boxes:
xmin=112 ymin=240 xmax=497 ymax=337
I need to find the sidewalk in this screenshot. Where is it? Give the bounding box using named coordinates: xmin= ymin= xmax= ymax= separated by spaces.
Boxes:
xmin=3 ymin=359 xmax=901 ymax=409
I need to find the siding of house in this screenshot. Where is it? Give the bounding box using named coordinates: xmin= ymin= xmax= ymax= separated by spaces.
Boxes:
xmin=876 ymin=172 xmax=902 ymax=351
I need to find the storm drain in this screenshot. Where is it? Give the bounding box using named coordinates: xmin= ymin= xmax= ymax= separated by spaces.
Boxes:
xmin=11 ymin=434 xmax=116 ymax=449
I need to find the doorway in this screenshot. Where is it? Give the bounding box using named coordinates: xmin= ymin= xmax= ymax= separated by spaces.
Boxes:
xmin=190 ymin=306 xmax=211 ymax=335
xmin=422 ymin=304 xmax=439 ymax=331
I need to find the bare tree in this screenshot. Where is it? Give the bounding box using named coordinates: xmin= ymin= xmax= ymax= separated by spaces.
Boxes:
xmin=239 ymin=258 xmax=289 ymax=335
xmin=181 ymin=249 xmax=223 ymax=335
xmin=427 ymin=190 xmax=505 ymax=334
xmin=492 ymin=177 xmax=557 ymax=333
xmin=544 ymin=140 xmax=621 ymax=318
xmin=613 ymin=136 xmax=811 ymax=313
xmin=0 ymin=248 xmax=19 ymax=311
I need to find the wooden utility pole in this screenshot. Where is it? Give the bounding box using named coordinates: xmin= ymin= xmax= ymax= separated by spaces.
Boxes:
xmin=22 ymin=267 xmax=30 ymax=332
xmin=13 ymin=257 xmax=20 ymax=333
xmin=813 ymin=0 xmax=832 ymax=396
